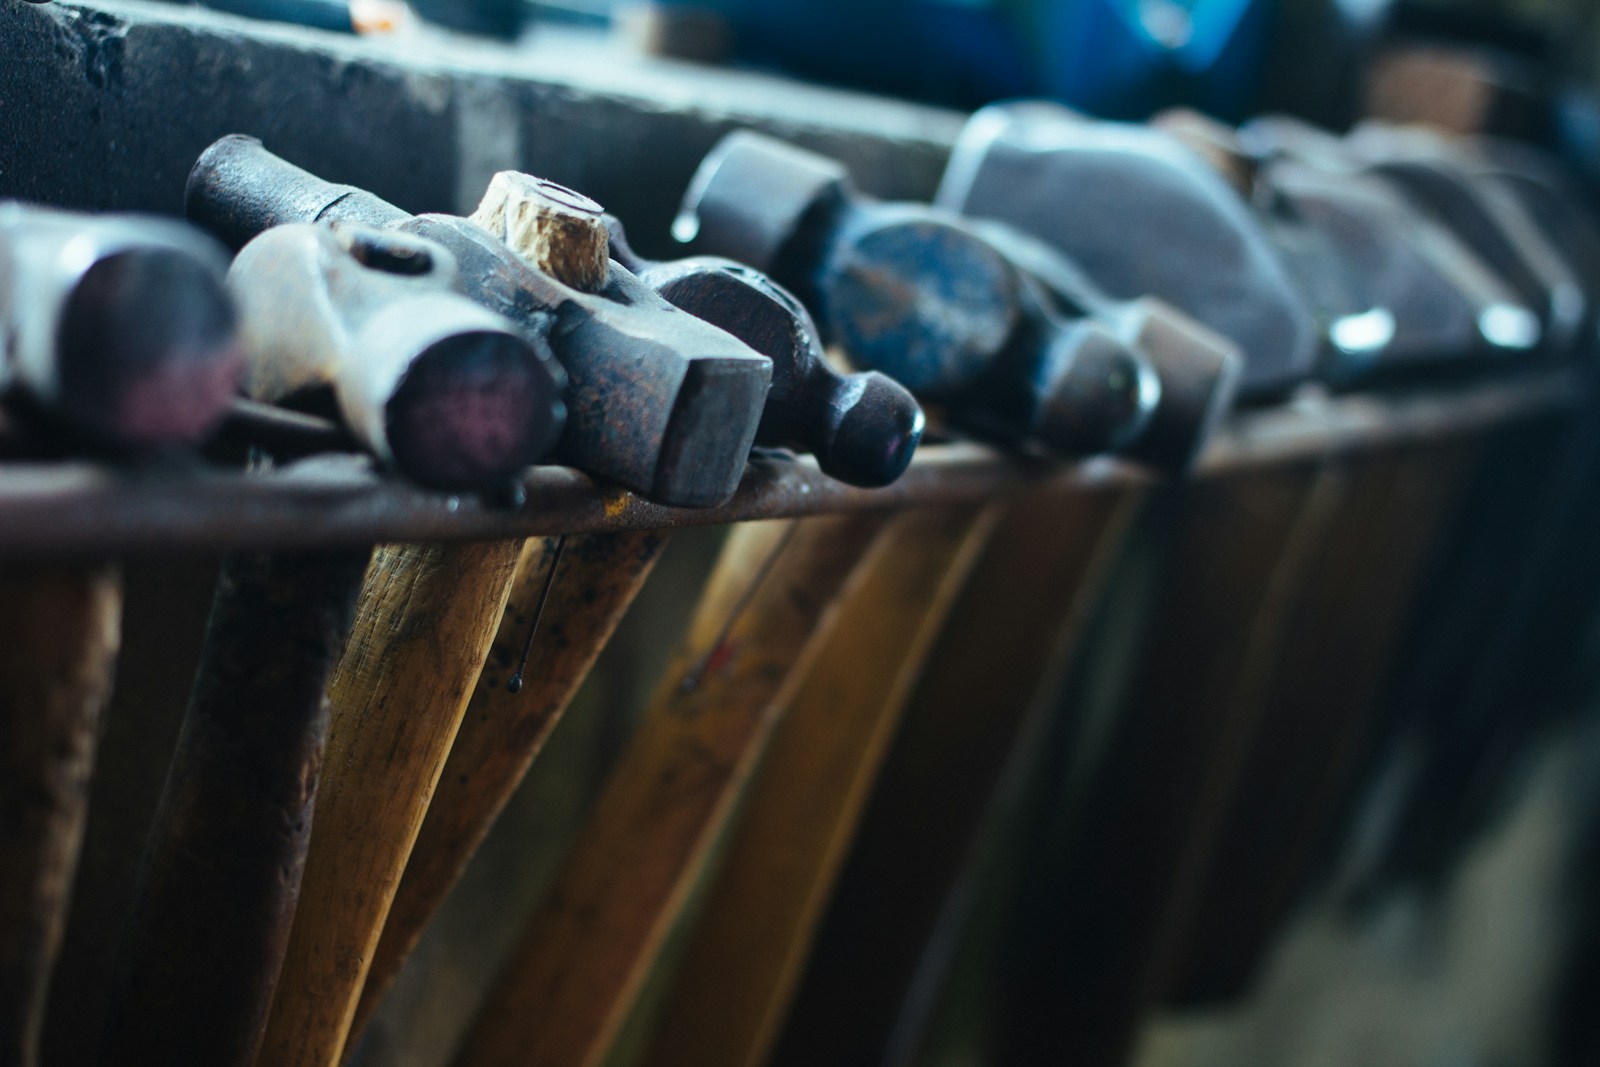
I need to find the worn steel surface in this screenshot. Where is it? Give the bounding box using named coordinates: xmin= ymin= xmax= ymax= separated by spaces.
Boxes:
xmin=679 ymin=131 xmax=1181 ymax=467
xmin=1347 ymin=122 xmax=1590 ymax=360
xmin=609 ymin=216 xmax=924 ymax=488
xmin=0 ymin=204 xmax=243 ymax=450
xmin=228 ymin=222 xmax=564 ymax=490
xmin=937 ymin=100 xmax=1322 ymax=399
xmin=189 ymin=135 xmax=770 ymax=507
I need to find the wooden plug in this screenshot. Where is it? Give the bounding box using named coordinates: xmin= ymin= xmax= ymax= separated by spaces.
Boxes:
xmin=471 ymin=172 xmax=610 ymax=294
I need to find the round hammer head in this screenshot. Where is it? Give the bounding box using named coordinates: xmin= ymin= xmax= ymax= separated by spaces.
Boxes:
xmin=823 ymin=210 xmax=1021 ymax=396
xmin=0 ymin=207 xmax=247 ymax=450
xmin=1032 ymin=320 xmax=1159 ymax=458
xmin=645 ymin=258 xmax=924 ymax=487
xmin=673 ymin=130 xmax=851 ymax=275
xmin=383 ymin=326 xmax=564 ymax=490
xmin=54 ymin=243 xmax=243 ymax=449
xmin=1105 ymin=298 xmax=1243 ymax=473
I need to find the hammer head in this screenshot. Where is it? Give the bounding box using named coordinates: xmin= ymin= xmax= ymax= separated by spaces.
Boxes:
xmin=677 ymin=132 xmax=1024 ymax=397
xmin=1344 ymin=122 xmax=1588 ymax=359
xmin=0 ymin=204 xmax=246 ymax=450
xmin=229 ymin=222 xmax=564 ymax=490
xmin=465 ymin=176 xmax=777 ymax=508
xmin=673 ymin=130 xmax=851 ymax=281
xmin=637 ymin=254 xmax=924 ymax=487
xmin=935 ymin=100 xmax=1321 ymax=399
xmin=677 ymin=130 xmax=1165 ymax=465
xmin=1255 ymin=150 xmax=1541 ymax=375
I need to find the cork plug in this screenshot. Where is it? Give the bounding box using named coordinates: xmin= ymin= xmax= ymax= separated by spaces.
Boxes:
xmin=471 ymin=172 xmax=610 ymax=292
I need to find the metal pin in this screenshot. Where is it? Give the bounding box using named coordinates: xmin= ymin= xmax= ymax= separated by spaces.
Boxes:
xmin=507 ymin=534 xmax=567 ymax=694
xmin=680 ymin=521 xmax=800 ymax=692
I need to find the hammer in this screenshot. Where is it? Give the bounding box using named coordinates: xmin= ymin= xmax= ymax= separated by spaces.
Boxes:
xmin=226 ymin=222 xmax=564 ymax=490
xmin=1344 ymin=120 xmax=1590 ymax=360
xmin=676 ymin=131 xmax=1238 ymax=475
xmin=0 ymin=204 xmax=245 ymax=451
xmin=1159 ymin=110 xmax=1543 ymax=380
xmin=934 ymin=101 xmax=1320 ymax=401
xmin=187 ymin=135 xmax=771 ymax=508
xmin=606 ymin=214 xmax=924 ymax=487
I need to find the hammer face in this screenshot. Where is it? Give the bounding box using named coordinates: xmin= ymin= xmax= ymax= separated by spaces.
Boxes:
xmin=560 ymin=266 xmax=771 ymax=508
xmin=230 ymin=223 xmax=562 ymax=490
xmin=0 ymin=204 xmax=245 ymax=450
xmin=823 ymin=211 xmax=1021 ymax=395
xmin=936 ymin=101 xmax=1321 ymax=399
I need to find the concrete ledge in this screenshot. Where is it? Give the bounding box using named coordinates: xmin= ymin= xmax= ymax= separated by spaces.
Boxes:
xmin=0 ymin=0 xmax=963 ymax=254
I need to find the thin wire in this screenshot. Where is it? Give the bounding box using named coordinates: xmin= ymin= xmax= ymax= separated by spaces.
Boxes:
xmin=507 ymin=534 xmax=568 ymax=694
xmin=680 ymin=521 xmax=800 ymax=692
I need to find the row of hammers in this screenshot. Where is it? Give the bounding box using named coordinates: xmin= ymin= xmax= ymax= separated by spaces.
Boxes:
xmin=5 ymin=95 xmax=1600 ymax=1067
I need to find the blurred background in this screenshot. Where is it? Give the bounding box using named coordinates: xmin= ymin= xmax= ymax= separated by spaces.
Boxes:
xmin=15 ymin=0 xmax=1600 ymax=1065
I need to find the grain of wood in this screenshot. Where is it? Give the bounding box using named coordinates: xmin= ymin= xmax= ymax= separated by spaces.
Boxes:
xmin=349 ymin=529 xmax=671 ymax=1044
xmin=256 ymin=539 xmax=523 ymax=1067
xmin=451 ymin=513 xmax=893 ymax=1067
xmin=0 ymin=563 xmax=122 ymax=1067
xmin=644 ymin=503 xmax=1002 ymax=1067
xmin=770 ymin=486 xmax=1141 ymax=1067
xmin=102 ymin=550 xmax=370 ymax=1067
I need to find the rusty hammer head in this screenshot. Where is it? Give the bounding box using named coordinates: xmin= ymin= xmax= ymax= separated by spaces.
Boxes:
xmin=228 ymin=222 xmax=563 ymax=490
xmin=675 ymin=130 xmax=1173 ymax=468
xmin=186 ymin=136 xmax=772 ymax=508
xmin=466 ymin=171 xmax=773 ymax=507
xmin=0 ymin=203 xmax=245 ymax=450
xmin=608 ymin=215 xmax=923 ymax=488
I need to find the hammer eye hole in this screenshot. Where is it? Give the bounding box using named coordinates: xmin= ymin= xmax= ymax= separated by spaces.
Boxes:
xmin=333 ymin=224 xmax=435 ymax=276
